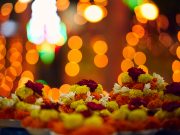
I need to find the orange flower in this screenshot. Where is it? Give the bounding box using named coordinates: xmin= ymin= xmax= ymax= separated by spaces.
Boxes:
xmin=48 ymin=120 xmax=67 ymax=134
xmin=24 ymin=95 xmax=36 ymax=104
xmin=14 ymin=109 xmax=30 ymax=120
xmin=132 ymin=83 xmax=144 ymax=90
xmin=59 ymin=105 xmax=74 ymax=113
xmin=91 ymin=92 xmax=101 ymax=100
xmin=116 ymin=95 xmax=129 ymax=106
xmin=75 ymin=94 xmax=87 ymax=100
xmin=147 ymin=99 xmax=163 ymax=109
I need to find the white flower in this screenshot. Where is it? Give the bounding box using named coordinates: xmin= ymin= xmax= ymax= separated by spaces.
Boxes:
xmin=11 ymin=94 xmax=19 ymax=102
xmin=85 ymin=91 xmax=94 ymax=102
xmin=60 ymin=92 xmax=75 ymax=99
xmin=35 ymin=98 xmax=43 ymax=105
xmin=153 ymin=73 xmax=164 ymax=85
xmin=120 ymin=86 xmax=130 ymax=93
xmin=143 ymin=83 xmax=151 ymax=91
xmin=113 ymin=83 xmax=121 ymax=94
xmin=99 ymin=94 xmax=110 ymax=107
xmin=29 ymin=105 xmax=40 ymax=110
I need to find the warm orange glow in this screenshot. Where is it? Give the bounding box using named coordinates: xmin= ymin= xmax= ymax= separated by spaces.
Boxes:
xmin=26 ymin=49 xmax=39 ymax=65
xmin=117 ymin=74 xmax=123 ymax=85
xmin=65 ymin=62 xmax=80 ymax=77
xmin=126 ymin=32 xmax=139 ymax=46
xmin=11 ymin=42 xmax=23 ymax=53
xmin=68 ymin=49 xmax=82 ymax=63
xmin=0 ymin=44 xmax=6 ymax=58
xmin=74 ymin=14 xmax=87 ymax=25
xmin=0 ymin=59 xmax=5 ymax=70
xmin=134 ymin=52 xmax=146 ymax=65
xmin=15 ymin=1 xmax=28 ymax=13
xmin=59 ymin=84 xmax=71 ymax=94
xmin=77 ymin=2 xmax=91 ymax=16
xmin=173 ymin=70 xmax=180 ymax=82
xmin=9 ymin=52 xmax=22 ymax=63
xmin=25 ymin=41 xmax=36 ymax=51
xmin=138 ymin=65 xmax=148 ymax=73
xmin=5 ymin=67 xmax=17 ymax=81
xmin=11 ymin=61 xmax=22 ymax=76
xmin=68 ymin=36 xmax=83 ymax=49
xmin=94 ymin=54 xmax=108 ymax=68
xmin=49 ymin=88 xmax=60 ymax=101
xmin=176 ymin=46 xmax=180 ymax=59
xmin=0 ymin=83 xmax=11 ymax=97
xmin=172 ymin=60 xmax=180 ymax=72
xmin=18 ymin=77 xmax=30 ymax=88
xmin=56 ymin=0 xmax=70 ymax=11
xmin=93 ymin=40 xmax=108 ymax=54
xmin=1 ymin=3 xmax=13 ymax=16
xmin=42 ymin=85 xmax=50 ymax=98
xmin=177 ymin=31 xmax=180 ymax=42
xmin=121 ymin=59 xmax=134 ymax=72
xmin=134 ymin=6 xmax=148 ymax=24
xmin=176 ymin=14 xmax=180 ymax=25
xmin=132 ymin=25 xmax=145 ymax=38
xmin=3 ymin=76 xmax=13 ymax=90
xmin=21 ymin=70 xmax=34 ymax=81
xmin=94 ymin=0 xmax=108 ymax=6
xmin=139 ymin=3 xmax=159 ymax=20
xmin=122 ymin=46 xmax=136 ymax=60
xmin=159 ymin=32 xmax=172 ymax=48
xmin=157 ymin=15 xmax=169 ymax=30
xmin=84 ymin=5 xmax=104 ymax=23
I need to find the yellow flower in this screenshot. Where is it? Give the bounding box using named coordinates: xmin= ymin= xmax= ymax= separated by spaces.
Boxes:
xmin=70 ymin=99 xmax=85 ymax=109
xmin=84 ymin=115 xmax=103 ymax=127
xmin=106 ymin=101 xmax=119 ymax=111
xmin=129 ymin=89 xmax=143 ymax=98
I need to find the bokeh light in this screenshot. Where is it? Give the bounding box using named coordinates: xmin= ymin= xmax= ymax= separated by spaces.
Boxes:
xmin=138 ymin=65 xmax=148 ymax=73
xmin=132 ymin=25 xmax=145 ymax=38
xmin=19 ymin=0 xmax=32 ymax=3
xmin=59 ymin=84 xmax=70 ymax=94
xmin=11 ymin=61 xmax=22 ymax=76
xmin=15 ymin=1 xmax=28 ymax=13
xmin=123 ymin=0 xmax=143 ymax=10
xmin=84 ymin=5 xmax=104 ymax=23
xmin=21 ymin=70 xmax=34 ymax=81
xmin=139 ymin=3 xmax=159 ymax=20
xmin=5 ymin=67 xmax=17 ymax=81
xmin=121 ymin=59 xmax=134 ymax=72
xmin=176 ymin=46 xmax=180 ymax=59
xmin=93 ymin=40 xmax=108 ymax=54
xmin=68 ymin=49 xmax=82 ymax=63
xmin=94 ymin=54 xmax=108 ymax=68
xmin=65 ymin=62 xmax=80 ymax=77
xmin=159 ymin=32 xmax=173 ymax=48
xmin=157 ymin=15 xmax=169 ymax=30
xmin=1 ymin=20 xmax=17 ymax=37
xmin=68 ymin=36 xmax=83 ymax=49
xmin=173 ymin=70 xmax=180 ymax=82
xmin=56 ymin=0 xmax=70 ymax=11
xmin=134 ymin=52 xmax=146 ymax=65
xmin=126 ymin=32 xmax=139 ymax=46
xmin=26 ymin=49 xmax=39 ymax=65
xmin=172 ymin=60 xmax=180 ymax=72
xmin=122 ymin=46 xmax=136 ymax=60
xmin=177 ymin=31 xmax=180 ymax=42
xmin=1 ymin=3 xmax=13 ymax=16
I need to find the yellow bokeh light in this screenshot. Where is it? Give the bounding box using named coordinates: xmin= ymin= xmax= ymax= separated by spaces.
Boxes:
xmin=26 ymin=49 xmax=39 ymax=65
xmin=173 ymin=70 xmax=180 ymax=82
xmin=93 ymin=40 xmax=108 ymax=55
xmin=177 ymin=31 xmax=180 ymax=42
xmin=122 ymin=46 xmax=136 ymax=60
xmin=68 ymin=49 xmax=82 ymax=63
xmin=18 ymin=77 xmax=30 ymax=88
xmin=126 ymin=32 xmax=139 ymax=46
xmin=59 ymin=84 xmax=71 ymax=94
xmin=84 ymin=5 xmax=103 ymax=23
xmin=19 ymin=0 xmax=32 ymax=3
xmin=65 ymin=62 xmax=80 ymax=77
xmin=176 ymin=46 xmax=180 ymax=59
xmin=140 ymin=3 xmax=159 ymax=20
xmin=94 ymin=54 xmax=108 ymax=68
xmin=68 ymin=36 xmax=83 ymax=49
xmin=15 ymin=1 xmax=28 ymax=13
xmin=132 ymin=25 xmax=145 ymax=38
xmin=138 ymin=65 xmax=148 ymax=73
xmin=1 ymin=3 xmax=13 ymax=16
xmin=121 ymin=59 xmax=134 ymax=72
xmin=172 ymin=60 xmax=180 ymax=72
xmin=77 ymin=2 xmax=91 ymax=16
xmin=134 ymin=6 xmax=148 ymax=24
xmin=21 ymin=70 xmax=34 ymax=81
xmin=134 ymin=52 xmax=146 ymax=65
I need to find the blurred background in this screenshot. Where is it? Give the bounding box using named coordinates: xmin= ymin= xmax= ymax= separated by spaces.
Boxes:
xmin=0 ymin=0 xmax=179 ymax=96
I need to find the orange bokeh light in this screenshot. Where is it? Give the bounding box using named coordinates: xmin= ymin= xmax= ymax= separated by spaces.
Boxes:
xmin=173 ymin=70 xmax=180 ymax=82
xmin=134 ymin=52 xmax=146 ymax=65
xmin=11 ymin=61 xmax=22 ymax=76
xmin=59 ymin=84 xmax=71 ymax=94
xmin=126 ymin=32 xmax=139 ymax=46
xmin=93 ymin=40 xmax=108 ymax=54
xmin=94 ymin=54 xmax=108 ymax=68
xmin=26 ymin=49 xmax=39 ymax=65
xmin=21 ymin=70 xmax=34 ymax=81
xmin=121 ymin=59 xmax=134 ymax=72
xmin=68 ymin=49 xmax=82 ymax=63
xmin=177 ymin=31 xmax=180 ymax=42
xmin=65 ymin=62 xmax=80 ymax=77
xmin=176 ymin=46 xmax=180 ymax=59
xmin=122 ymin=46 xmax=136 ymax=60
xmin=138 ymin=65 xmax=148 ymax=73
xmin=132 ymin=25 xmax=145 ymax=38
xmin=15 ymin=1 xmax=28 ymax=13
xmin=68 ymin=36 xmax=83 ymax=49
